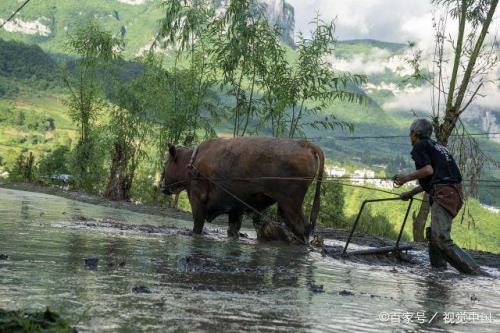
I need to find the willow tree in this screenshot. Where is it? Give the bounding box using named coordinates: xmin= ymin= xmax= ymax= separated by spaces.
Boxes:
xmin=279 ymin=17 xmax=366 ymax=138
xmin=104 ymin=82 xmax=149 ymax=201
xmin=65 ymin=20 xmax=120 ymax=192
xmin=208 ymin=0 xmax=272 ymax=137
xmin=409 ymin=0 xmax=499 ymax=241
xmin=208 ymin=1 xmax=366 ymax=138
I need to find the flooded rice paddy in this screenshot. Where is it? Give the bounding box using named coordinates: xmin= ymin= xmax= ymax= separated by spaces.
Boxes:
xmin=0 ymin=188 xmax=499 ymax=332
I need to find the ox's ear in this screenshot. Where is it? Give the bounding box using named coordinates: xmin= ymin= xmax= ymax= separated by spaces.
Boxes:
xmin=168 ymin=143 xmax=176 ymax=158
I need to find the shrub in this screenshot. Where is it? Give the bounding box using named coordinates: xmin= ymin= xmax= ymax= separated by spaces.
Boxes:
xmin=8 ymin=151 xmax=36 ymax=182
xmin=38 ymin=146 xmax=70 ymax=177
xmin=24 ymin=112 xmax=55 ymax=131
xmin=69 ymin=138 xmax=107 ymax=193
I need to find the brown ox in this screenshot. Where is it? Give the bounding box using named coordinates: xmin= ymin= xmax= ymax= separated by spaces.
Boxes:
xmin=160 ymin=137 xmax=324 ymax=244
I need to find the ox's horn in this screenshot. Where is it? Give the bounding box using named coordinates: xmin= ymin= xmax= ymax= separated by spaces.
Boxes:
xmin=168 ymin=143 xmax=176 ymax=157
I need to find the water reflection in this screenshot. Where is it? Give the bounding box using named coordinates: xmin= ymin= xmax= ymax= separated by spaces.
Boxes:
xmin=20 ymin=199 xmax=30 ymax=223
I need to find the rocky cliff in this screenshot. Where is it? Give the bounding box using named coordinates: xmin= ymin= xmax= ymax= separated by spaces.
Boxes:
xmin=261 ymin=0 xmax=295 ymax=46
xmin=0 ymin=0 xmax=296 ymax=53
xmin=214 ymin=0 xmax=295 ymax=45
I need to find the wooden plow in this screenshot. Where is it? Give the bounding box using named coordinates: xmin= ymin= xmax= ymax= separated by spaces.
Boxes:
xmin=342 ymin=197 xmax=414 ymax=256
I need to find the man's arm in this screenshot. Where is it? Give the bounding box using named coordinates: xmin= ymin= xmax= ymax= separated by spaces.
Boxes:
xmin=393 ymin=165 xmax=433 ymax=186
xmin=400 ymin=185 xmax=424 ymax=200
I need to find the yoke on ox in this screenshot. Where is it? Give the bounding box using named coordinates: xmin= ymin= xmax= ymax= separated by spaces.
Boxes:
xmin=160 ymin=137 xmax=325 ymax=244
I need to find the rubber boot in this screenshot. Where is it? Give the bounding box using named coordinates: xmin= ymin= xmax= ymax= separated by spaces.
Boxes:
xmin=438 ymin=242 xmax=484 ymax=275
xmin=426 ymin=227 xmax=447 ymax=269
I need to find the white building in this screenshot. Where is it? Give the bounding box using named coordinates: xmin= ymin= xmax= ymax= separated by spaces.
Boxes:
xmin=326 ymin=166 xmax=346 ymax=178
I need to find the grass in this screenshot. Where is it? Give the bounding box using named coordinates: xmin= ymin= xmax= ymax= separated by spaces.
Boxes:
xmin=0 ymin=308 xmax=76 ymax=333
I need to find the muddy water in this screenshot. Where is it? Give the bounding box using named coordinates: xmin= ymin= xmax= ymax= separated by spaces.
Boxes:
xmin=0 ymin=188 xmax=499 ymax=332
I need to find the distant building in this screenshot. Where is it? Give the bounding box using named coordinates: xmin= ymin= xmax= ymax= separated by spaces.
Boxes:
xmin=352 ymin=168 xmax=375 ymax=181
xmin=481 ymin=204 xmax=500 ymax=214
xmin=326 ymin=166 xmax=346 ymax=177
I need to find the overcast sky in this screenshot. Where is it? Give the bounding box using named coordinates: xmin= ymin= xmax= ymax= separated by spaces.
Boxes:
xmin=287 ymin=0 xmax=434 ymax=45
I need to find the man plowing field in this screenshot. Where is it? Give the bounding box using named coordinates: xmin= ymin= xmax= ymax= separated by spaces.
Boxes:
xmin=394 ymin=119 xmax=484 ymax=275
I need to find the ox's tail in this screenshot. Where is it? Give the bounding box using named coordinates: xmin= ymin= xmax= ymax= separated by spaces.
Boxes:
xmin=309 ymin=144 xmax=325 ymax=235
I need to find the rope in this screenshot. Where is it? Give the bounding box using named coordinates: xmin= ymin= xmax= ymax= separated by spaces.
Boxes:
xmin=308 ymin=132 xmax=500 ymax=141
xmin=184 ymin=174 xmax=496 ymax=199
xmin=0 ymin=0 xmax=32 ymax=29
xmin=190 ymin=164 xmax=269 ymax=221
xmin=187 ymin=165 xmax=425 ymax=224
xmin=159 ymin=180 xmax=186 ymax=191
xmin=183 ymin=174 xmax=500 ymax=184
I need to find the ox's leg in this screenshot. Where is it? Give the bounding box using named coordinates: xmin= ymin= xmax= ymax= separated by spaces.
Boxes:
xmin=188 ymin=181 xmax=209 ymax=235
xmin=189 ymin=194 xmax=206 ymax=235
xmin=276 ymin=199 xmax=309 ymax=244
xmin=228 ymin=210 xmax=243 ymax=239
xmin=192 ymin=207 xmax=205 ymax=234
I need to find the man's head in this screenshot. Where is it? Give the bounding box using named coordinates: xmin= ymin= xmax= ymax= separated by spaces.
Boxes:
xmin=409 ymin=118 xmax=433 ymax=146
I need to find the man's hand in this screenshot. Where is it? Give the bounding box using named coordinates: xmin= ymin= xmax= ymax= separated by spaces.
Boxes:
xmin=400 ymin=191 xmax=414 ymax=201
xmin=394 ymin=165 xmax=433 ymax=187
xmin=393 ymin=174 xmax=409 ymax=187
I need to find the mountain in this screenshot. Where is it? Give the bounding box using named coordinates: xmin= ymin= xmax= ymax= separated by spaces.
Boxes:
xmin=0 ymin=0 xmax=296 ymax=57
xmin=0 ymin=39 xmax=60 ymax=83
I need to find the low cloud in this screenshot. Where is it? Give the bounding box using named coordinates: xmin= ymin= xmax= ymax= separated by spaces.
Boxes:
xmin=383 ymin=85 xmax=432 ymax=113
xmin=383 ymin=77 xmax=500 ymax=117
xmin=329 ymin=47 xmax=415 ymax=76
xmin=287 ymin=0 xmax=432 ymax=43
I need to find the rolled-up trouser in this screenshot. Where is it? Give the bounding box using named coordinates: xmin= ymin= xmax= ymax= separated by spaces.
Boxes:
xmin=430 ymin=202 xmax=453 ymax=243
xmin=430 ymin=202 xmax=482 ymax=275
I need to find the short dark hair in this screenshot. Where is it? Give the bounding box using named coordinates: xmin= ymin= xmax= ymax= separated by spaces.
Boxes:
xmin=410 ymin=119 xmax=433 ymax=138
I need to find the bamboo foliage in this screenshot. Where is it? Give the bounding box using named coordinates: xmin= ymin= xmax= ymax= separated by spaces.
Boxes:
xmin=64 ymin=20 xmax=121 ymax=192
xmin=207 ymin=1 xmax=367 ymax=138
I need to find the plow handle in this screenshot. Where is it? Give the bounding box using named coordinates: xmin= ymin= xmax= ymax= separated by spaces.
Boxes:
xmin=342 ymin=197 xmax=414 ymax=255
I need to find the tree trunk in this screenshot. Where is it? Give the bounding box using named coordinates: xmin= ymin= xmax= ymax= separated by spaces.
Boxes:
xmin=104 ymin=142 xmax=134 ymax=201
xmin=412 ymin=0 xmax=498 ymax=242
xmin=412 ymin=193 xmax=430 ymax=242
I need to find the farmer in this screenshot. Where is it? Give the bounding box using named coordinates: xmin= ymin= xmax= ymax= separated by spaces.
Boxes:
xmin=393 ymin=118 xmax=483 ymax=275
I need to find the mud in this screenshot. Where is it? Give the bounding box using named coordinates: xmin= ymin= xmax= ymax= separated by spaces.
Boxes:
xmin=63 ymin=212 xmax=500 ymax=274
xmin=1 ymin=185 xmax=500 ymax=332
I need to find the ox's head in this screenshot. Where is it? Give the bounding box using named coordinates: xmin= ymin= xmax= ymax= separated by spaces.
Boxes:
xmin=159 ymin=144 xmax=191 ymax=195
